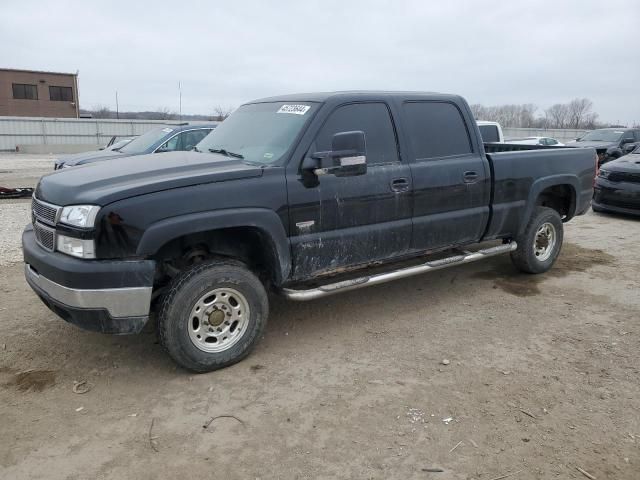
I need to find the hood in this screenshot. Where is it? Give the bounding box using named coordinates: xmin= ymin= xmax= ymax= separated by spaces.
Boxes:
xmin=600 ymin=154 xmax=640 ymax=173
xmin=566 ymin=140 xmax=615 ymax=150
xmin=37 ymin=151 xmax=263 ymax=206
xmin=55 ymin=148 xmax=125 ymax=166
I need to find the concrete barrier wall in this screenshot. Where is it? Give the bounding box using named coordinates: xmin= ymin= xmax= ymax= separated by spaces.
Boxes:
xmin=0 ymin=116 xmax=217 ymax=152
xmin=503 ymin=127 xmax=589 ymax=143
xmin=1 ymin=116 xmax=588 ymax=152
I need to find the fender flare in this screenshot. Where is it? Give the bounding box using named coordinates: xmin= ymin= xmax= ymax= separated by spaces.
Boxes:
xmin=136 ymin=208 xmax=291 ymax=284
xmin=518 ymin=175 xmax=579 ymax=235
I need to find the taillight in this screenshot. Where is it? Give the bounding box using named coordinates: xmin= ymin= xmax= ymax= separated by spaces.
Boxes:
xmin=593 ymin=151 xmax=599 ymax=186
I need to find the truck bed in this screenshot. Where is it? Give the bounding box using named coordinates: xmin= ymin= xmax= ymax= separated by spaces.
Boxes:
xmin=483 ymin=144 xmax=596 ymax=240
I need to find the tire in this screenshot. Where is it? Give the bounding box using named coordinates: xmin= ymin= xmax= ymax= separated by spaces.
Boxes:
xmin=158 ymin=259 xmax=268 ymax=372
xmin=510 ymin=207 xmax=563 ymax=274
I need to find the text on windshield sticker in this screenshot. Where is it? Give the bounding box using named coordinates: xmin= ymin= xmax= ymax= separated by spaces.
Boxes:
xmin=277 ymin=104 xmax=310 ymax=115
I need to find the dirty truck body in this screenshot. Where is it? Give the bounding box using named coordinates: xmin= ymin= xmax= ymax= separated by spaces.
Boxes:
xmin=23 ymin=91 xmax=596 ymax=372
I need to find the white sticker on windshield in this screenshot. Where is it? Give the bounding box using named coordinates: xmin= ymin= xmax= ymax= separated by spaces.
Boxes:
xmin=277 ymin=104 xmax=310 ymax=115
xmin=162 ymin=128 xmax=174 ymax=133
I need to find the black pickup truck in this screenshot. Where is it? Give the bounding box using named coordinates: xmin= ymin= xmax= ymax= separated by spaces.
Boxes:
xmin=23 ymin=91 xmax=596 ymax=372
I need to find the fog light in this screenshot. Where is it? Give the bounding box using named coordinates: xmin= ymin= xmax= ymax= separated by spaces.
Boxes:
xmin=56 ymin=235 xmax=95 ymax=259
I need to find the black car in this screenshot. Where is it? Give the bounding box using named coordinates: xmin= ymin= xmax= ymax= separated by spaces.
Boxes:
xmin=54 ymin=124 xmax=216 ymax=169
xmin=567 ymin=128 xmax=640 ymax=166
xmin=593 ymin=146 xmax=640 ymax=216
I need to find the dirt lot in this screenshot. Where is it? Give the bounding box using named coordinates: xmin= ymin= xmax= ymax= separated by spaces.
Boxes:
xmin=1 ymin=155 xmax=639 ymax=479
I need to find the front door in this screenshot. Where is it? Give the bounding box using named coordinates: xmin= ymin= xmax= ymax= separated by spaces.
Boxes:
xmin=287 ymin=102 xmax=413 ymax=280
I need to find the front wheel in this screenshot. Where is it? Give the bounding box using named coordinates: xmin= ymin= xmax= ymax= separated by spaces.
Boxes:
xmin=510 ymin=207 xmax=564 ymax=274
xmin=158 ymin=259 xmax=269 ymax=372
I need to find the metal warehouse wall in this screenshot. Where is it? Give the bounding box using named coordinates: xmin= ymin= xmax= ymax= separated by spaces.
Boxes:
xmin=0 ymin=116 xmax=217 ymax=151
xmin=503 ymin=127 xmax=588 ymax=143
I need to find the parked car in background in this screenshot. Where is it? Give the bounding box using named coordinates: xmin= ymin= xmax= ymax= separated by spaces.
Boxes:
xmin=593 ymin=145 xmax=640 ymax=216
xmin=567 ymin=128 xmax=640 ymax=166
xmin=506 ymin=137 xmax=564 ymax=146
xmin=24 ymin=91 xmax=596 ymax=372
xmin=53 ymin=124 xmax=216 ymax=169
xmin=477 ymin=121 xmax=504 ymax=143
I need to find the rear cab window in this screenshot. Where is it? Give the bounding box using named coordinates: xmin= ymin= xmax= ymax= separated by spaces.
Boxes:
xmin=478 ymin=125 xmax=500 ymax=143
xmin=402 ymin=102 xmax=473 ymax=160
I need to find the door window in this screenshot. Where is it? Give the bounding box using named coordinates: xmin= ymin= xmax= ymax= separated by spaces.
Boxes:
xmin=403 ymin=102 xmax=472 ymax=159
xmin=312 ymin=103 xmax=398 ymax=165
xmin=181 ymin=129 xmax=211 ymax=150
xmin=159 ymin=134 xmax=181 ymax=151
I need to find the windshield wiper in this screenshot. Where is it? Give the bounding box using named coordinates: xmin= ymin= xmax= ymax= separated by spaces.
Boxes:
xmin=209 ymin=148 xmax=244 ymax=159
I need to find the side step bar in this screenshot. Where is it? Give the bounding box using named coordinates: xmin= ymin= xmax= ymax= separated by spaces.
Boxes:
xmin=281 ymin=242 xmax=517 ymax=301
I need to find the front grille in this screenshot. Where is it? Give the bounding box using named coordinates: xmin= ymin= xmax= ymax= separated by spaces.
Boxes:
xmin=608 ymin=171 xmax=640 ymax=183
xmin=32 ymin=197 xmax=61 ymax=225
xmin=33 ymin=222 xmax=56 ymax=251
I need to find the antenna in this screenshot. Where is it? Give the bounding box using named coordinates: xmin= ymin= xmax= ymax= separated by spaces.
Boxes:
xmin=179 ymin=81 xmax=182 ymax=121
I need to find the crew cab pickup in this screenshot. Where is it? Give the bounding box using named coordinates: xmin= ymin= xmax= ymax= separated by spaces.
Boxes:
xmin=23 ymin=91 xmax=597 ymax=372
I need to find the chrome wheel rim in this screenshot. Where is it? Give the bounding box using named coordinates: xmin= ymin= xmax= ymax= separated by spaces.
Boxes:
xmin=534 ymin=222 xmax=556 ymax=262
xmin=188 ymin=287 xmax=250 ymax=353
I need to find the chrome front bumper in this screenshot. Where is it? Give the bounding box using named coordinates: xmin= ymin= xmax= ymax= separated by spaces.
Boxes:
xmin=25 ymin=263 xmax=152 ymax=318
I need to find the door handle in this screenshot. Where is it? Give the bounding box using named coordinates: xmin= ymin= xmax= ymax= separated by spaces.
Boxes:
xmin=390 ymin=177 xmax=410 ymax=192
xmin=463 ymin=171 xmax=479 ymax=183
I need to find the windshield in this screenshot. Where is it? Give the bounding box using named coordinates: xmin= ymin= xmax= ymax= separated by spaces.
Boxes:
xmin=196 ymin=102 xmax=318 ymax=165
xmin=578 ymin=130 xmax=624 ymax=142
xmin=109 ymin=138 xmax=134 ymax=150
xmin=119 ymin=127 xmax=175 ymax=154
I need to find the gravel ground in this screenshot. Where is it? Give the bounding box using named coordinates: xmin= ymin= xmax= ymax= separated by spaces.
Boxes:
xmin=0 ymin=154 xmax=54 ymax=266
xmin=0 ymin=153 xmax=56 ymax=188
xmin=1 ymin=155 xmax=639 ymax=479
xmin=0 ymin=200 xmax=30 ymax=266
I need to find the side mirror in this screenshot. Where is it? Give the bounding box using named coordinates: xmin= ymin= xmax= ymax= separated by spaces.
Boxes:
xmin=621 ymin=137 xmax=635 ymax=145
xmin=623 ymin=143 xmax=637 ymax=153
xmin=303 ymin=131 xmax=367 ymax=177
xmin=156 ymin=144 xmax=169 ymax=153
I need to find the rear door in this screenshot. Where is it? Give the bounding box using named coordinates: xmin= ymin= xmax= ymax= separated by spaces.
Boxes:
xmin=287 ymin=102 xmax=413 ymax=279
xmin=400 ymin=101 xmax=490 ymax=251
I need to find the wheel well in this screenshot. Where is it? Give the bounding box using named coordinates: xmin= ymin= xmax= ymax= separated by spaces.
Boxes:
xmin=152 ymin=227 xmax=282 ymax=287
xmin=536 ymin=184 xmax=575 ymax=220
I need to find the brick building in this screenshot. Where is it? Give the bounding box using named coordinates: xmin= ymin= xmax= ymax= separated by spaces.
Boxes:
xmin=0 ymin=68 xmax=79 ymax=118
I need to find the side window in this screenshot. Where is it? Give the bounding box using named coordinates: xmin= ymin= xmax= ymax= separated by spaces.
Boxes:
xmin=547 ymin=138 xmax=558 ymax=145
xmin=402 ymin=102 xmax=472 ymax=160
xmin=622 ymin=131 xmax=635 ymax=142
xmin=634 ymin=130 xmax=640 ymax=141
xmin=181 ymin=129 xmax=211 ymax=151
xmin=312 ymin=103 xmax=398 ymax=165
xmin=160 ymin=134 xmax=181 ymax=152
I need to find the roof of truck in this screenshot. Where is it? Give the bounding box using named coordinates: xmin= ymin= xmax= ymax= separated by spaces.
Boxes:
xmin=249 ymin=90 xmax=447 ymax=104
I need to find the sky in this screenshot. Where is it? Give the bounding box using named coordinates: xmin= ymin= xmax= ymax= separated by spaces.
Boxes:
xmin=1 ymin=0 xmax=639 ymax=124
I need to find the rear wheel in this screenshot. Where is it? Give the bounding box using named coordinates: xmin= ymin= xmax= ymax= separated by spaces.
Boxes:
xmin=511 ymin=207 xmax=563 ymax=274
xmin=159 ymin=259 xmax=268 ymax=372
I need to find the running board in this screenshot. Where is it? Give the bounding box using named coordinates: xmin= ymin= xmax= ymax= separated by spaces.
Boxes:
xmin=281 ymin=242 xmax=517 ymax=301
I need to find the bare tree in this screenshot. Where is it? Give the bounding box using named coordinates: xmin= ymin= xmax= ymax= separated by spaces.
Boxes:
xmin=544 ymin=104 xmax=569 ymax=129
xmin=92 ymin=105 xmax=113 ymax=119
xmin=154 ymin=107 xmax=177 ymax=120
xmin=566 ymin=98 xmax=597 ymax=129
xmin=212 ymin=105 xmax=234 ymax=121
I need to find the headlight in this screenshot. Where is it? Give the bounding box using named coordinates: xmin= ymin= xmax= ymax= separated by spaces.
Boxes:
xmin=59 ymin=205 xmax=100 ymax=228
xmin=56 ymin=235 xmax=95 ymax=259
xmin=598 ymin=169 xmax=610 ymax=179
